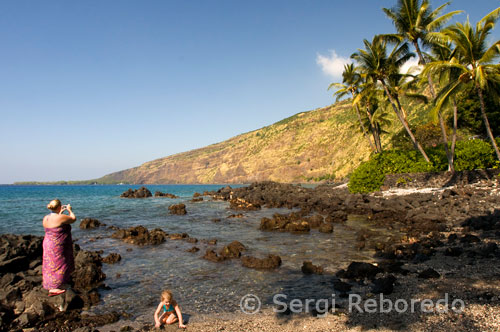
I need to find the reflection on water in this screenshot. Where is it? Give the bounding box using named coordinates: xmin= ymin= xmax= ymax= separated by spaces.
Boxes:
xmin=0 ymin=185 xmax=398 ymax=322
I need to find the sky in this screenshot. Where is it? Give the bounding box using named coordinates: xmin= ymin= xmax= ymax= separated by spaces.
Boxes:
xmin=0 ymin=0 xmax=499 ymax=184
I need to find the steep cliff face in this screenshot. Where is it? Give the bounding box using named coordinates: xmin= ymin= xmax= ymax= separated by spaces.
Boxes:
xmin=97 ymin=101 xmax=376 ymax=184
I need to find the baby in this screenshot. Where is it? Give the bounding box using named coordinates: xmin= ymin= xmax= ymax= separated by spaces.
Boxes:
xmin=154 ymin=289 xmax=186 ymax=329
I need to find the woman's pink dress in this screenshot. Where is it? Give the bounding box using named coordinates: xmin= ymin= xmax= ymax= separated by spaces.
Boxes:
xmin=42 ymin=223 xmax=75 ymax=289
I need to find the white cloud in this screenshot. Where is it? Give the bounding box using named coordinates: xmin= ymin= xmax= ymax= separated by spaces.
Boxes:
xmin=400 ymin=58 xmax=422 ymax=75
xmin=316 ymin=50 xmax=351 ymax=79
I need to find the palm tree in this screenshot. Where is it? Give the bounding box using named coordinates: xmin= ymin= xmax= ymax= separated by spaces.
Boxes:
xmin=328 ymin=64 xmax=377 ymax=152
xmin=353 ymin=83 xmax=389 ymax=153
xmin=424 ymin=8 xmax=500 ymax=161
xmin=383 ymin=0 xmax=462 ymax=97
xmin=425 ymin=41 xmax=462 ymax=171
xmin=351 ymin=36 xmax=431 ymax=162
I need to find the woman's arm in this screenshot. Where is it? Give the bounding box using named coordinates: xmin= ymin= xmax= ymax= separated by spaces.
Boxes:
xmin=174 ymin=304 xmax=186 ymax=328
xmin=60 ymin=205 xmax=77 ymax=224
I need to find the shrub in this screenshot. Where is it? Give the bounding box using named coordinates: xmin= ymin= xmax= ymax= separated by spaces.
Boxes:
xmin=348 ymin=138 xmax=500 ymax=193
xmin=454 ymin=139 xmax=498 ymax=171
xmin=348 ymin=150 xmax=440 ymax=193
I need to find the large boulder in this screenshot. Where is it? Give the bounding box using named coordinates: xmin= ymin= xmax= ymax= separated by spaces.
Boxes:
xmin=241 ymin=255 xmax=281 ymax=270
xmin=101 ymin=253 xmax=121 ymax=264
xmin=154 ymin=191 xmax=179 ymax=198
xmin=111 ymin=226 xmax=167 ymax=246
xmin=301 ymin=261 xmax=324 ymax=275
xmin=219 ymin=241 xmax=246 ymax=259
xmin=120 ymin=187 xmax=152 ymax=198
xmin=168 ymin=203 xmax=187 ymax=215
xmin=341 ymin=262 xmax=381 ymax=280
xmin=79 ymin=218 xmax=102 ymax=230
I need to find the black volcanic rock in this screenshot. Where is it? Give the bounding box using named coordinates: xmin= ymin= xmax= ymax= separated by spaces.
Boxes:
xmin=120 ymin=187 xmax=152 ymax=198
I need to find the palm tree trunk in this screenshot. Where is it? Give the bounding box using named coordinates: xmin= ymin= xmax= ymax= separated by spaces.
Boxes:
xmin=450 ymin=97 xmax=458 ymax=171
xmin=438 ymin=111 xmax=453 ymax=171
xmin=476 ymin=84 xmax=500 ymax=161
xmin=354 ymin=103 xmax=376 ymax=152
xmin=374 ymin=123 xmax=383 ymax=152
xmin=364 ymin=105 xmax=382 ymax=153
xmin=381 ymin=81 xmax=430 ymax=162
xmin=413 ymin=41 xmax=436 ymax=98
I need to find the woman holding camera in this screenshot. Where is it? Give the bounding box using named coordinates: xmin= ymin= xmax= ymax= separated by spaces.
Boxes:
xmin=42 ymin=199 xmax=77 ymax=296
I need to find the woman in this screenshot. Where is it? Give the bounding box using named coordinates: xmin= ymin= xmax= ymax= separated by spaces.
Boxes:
xmin=42 ymin=199 xmax=77 ymax=296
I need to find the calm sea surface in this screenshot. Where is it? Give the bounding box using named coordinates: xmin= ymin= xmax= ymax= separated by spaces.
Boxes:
xmin=0 ymin=185 xmax=394 ymax=322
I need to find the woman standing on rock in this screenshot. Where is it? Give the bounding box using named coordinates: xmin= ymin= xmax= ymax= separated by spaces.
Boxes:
xmin=42 ymin=199 xmax=76 ymax=296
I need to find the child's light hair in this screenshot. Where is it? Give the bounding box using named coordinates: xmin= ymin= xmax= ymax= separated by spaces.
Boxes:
xmin=161 ymin=289 xmax=173 ymax=302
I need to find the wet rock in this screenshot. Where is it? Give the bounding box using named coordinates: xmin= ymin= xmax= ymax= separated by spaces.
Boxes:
xmin=190 ymin=197 xmax=203 ymax=202
xmin=154 ymin=191 xmax=179 ymax=198
xmin=229 ymin=198 xmax=261 ymax=211
xmin=79 ymin=218 xmax=102 ymax=230
xmin=228 ymin=213 xmax=244 ymax=219
xmin=305 ymin=215 xmax=324 ymax=228
xmin=241 ymin=255 xmax=281 ymax=270
xmin=460 ymin=234 xmax=481 ymax=244
xmin=418 ymin=268 xmax=440 ymax=279
xmin=343 ymin=262 xmax=381 ymax=280
xmin=318 ymin=223 xmax=333 ymax=233
xmin=259 ymin=212 xmax=311 ymax=233
xmin=377 ymin=261 xmax=408 ymax=275
xmin=186 ymin=237 xmax=198 ymax=244
xmin=169 ymin=233 xmax=189 ymax=240
xmin=325 ymin=211 xmax=348 ymax=224
xmin=111 ymin=226 xmax=167 ymax=246
xmin=301 ymin=261 xmax=324 ymax=275
xmin=73 ymin=250 xmax=106 ymax=291
xmin=193 ymin=192 xmax=202 ymax=198
xmin=219 ymin=241 xmax=246 ymax=259
xmin=186 ymin=247 xmax=200 ymax=253
xmin=211 ymin=218 xmax=221 ymax=223
xmin=371 ymin=275 xmax=397 ymax=295
xmin=448 ymin=233 xmax=458 ymax=243
xmin=284 ymin=221 xmax=310 ymax=233
xmin=0 ymin=234 xmax=42 ymax=274
xmin=101 ymin=253 xmax=122 ymax=264
xmin=202 ymin=249 xmax=224 ymax=263
xmin=476 ymin=242 xmax=498 ymax=257
xmin=168 ymin=203 xmax=187 ymax=215
xmin=444 ymin=247 xmax=463 ymax=257
xmin=120 ymin=187 xmax=152 ymax=198
xmin=333 ymin=280 xmax=352 ymax=293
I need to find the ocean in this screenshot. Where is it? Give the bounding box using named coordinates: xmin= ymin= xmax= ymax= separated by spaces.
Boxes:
xmin=0 ymin=184 xmax=390 ymax=322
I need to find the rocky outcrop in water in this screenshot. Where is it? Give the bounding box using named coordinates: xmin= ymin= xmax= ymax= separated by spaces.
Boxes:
xmin=111 ymin=226 xmax=167 ymax=246
xmin=168 ymin=203 xmax=187 ymax=215
xmin=79 ymin=218 xmax=103 ymax=229
xmin=301 ymin=261 xmax=324 ymax=275
xmin=241 ymin=254 xmax=282 ymax=270
xmin=101 ymin=253 xmax=122 ymax=264
xmin=120 ymin=187 xmax=152 ymax=198
xmin=154 ymin=191 xmax=179 ymax=198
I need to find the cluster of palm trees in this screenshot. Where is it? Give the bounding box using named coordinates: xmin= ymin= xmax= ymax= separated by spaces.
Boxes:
xmin=330 ymin=0 xmax=500 ymax=172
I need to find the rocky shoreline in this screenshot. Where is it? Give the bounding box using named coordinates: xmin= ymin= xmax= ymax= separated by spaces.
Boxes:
xmin=1 ymin=169 xmax=499 ymax=331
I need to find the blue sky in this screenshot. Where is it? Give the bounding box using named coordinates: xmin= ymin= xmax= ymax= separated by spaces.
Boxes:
xmin=0 ymin=0 xmax=498 ymax=183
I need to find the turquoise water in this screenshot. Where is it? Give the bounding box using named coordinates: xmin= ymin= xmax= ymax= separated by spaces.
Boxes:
xmin=0 ymin=185 xmax=393 ymax=322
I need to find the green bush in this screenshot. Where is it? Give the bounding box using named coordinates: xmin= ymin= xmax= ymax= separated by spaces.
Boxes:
xmin=348 ymin=138 xmax=499 ymax=193
xmin=454 ymin=139 xmax=498 ymax=171
xmin=348 ymin=150 xmax=440 ymax=193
